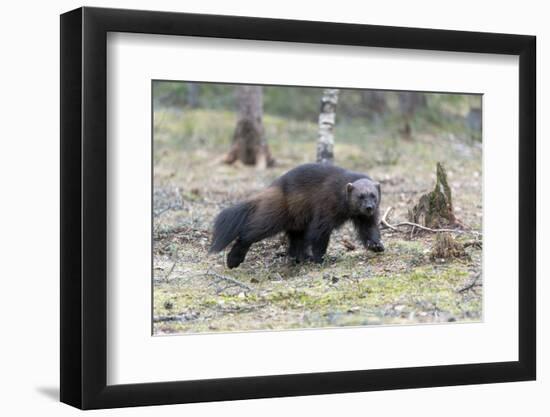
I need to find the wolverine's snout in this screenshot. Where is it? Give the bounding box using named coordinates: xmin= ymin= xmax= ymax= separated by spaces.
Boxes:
xmin=361 ymin=201 xmax=375 ymax=215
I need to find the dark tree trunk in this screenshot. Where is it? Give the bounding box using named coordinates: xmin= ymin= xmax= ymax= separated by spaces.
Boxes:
xmin=398 ymin=92 xmax=427 ymax=139
xmin=361 ymin=90 xmax=388 ymax=116
xmin=398 ymin=92 xmax=427 ymax=115
xmin=223 ymin=86 xmax=274 ymax=168
xmin=466 ymin=107 xmax=482 ymax=141
xmin=187 ymin=83 xmax=199 ymax=108
xmin=316 ymin=89 xmax=339 ymax=164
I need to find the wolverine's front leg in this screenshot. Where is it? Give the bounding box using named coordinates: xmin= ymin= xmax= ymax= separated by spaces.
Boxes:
xmin=353 ymin=217 xmax=384 ymax=253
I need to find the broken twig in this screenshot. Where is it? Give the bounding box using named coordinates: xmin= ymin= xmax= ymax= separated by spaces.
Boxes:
xmin=205 ymin=270 xmax=253 ymax=292
xmin=153 ymin=312 xmax=199 ymax=323
xmin=380 ymin=206 xmax=482 ymax=236
xmin=164 ymin=261 xmax=177 ymax=281
xmin=457 ymin=272 xmax=482 ymax=293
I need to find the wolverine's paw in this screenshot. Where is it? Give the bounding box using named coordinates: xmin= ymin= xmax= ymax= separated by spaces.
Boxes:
xmin=368 ymin=241 xmax=385 ymax=253
xmin=226 ymin=254 xmax=243 ymax=269
xmin=288 ymin=253 xmax=314 ymax=264
xmin=311 ymin=254 xmax=327 ymax=264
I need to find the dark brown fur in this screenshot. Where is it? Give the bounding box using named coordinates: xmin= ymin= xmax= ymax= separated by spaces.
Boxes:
xmin=209 ymin=163 xmax=384 ymax=268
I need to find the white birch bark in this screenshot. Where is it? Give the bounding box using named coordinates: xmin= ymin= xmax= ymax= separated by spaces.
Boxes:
xmin=316 ymin=88 xmax=339 ymax=164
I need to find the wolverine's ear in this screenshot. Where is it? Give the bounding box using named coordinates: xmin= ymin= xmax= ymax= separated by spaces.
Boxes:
xmin=346 ymin=183 xmax=354 ymax=195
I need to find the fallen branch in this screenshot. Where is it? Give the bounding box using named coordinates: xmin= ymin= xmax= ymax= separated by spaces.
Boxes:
xmin=457 ymin=272 xmax=482 ymax=293
xmin=380 ymin=207 xmax=400 ymax=231
xmin=205 ymin=270 xmax=253 ymax=292
xmin=463 ymin=240 xmax=483 ymax=249
xmin=153 ymin=312 xmax=199 ymax=323
xmin=153 ymin=201 xmax=184 ymax=218
xmin=164 ymin=261 xmax=177 ymax=281
xmin=380 ymin=206 xmax=482 ymax=236
xmin=153 ymin=315 xmax=180 ymax=323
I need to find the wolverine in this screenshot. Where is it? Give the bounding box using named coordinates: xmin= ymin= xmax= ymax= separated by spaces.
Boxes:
xmin=209 ymin=163 xmax=384 ymax=268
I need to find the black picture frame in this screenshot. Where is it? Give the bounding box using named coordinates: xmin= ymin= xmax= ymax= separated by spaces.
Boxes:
xmin=60 ymin=6 xmax=536 ymax=410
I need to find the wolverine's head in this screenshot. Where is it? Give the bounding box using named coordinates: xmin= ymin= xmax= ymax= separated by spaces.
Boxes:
xmin=346 ymin=178 xmax=381 ymax=216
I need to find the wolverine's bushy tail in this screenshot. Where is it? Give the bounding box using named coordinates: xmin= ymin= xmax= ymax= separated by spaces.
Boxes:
xmin=209 ymin=201 xmax=254 ymax=253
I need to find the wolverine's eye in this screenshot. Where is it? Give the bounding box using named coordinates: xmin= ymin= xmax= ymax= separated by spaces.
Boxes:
xmin=359 ymin=194 xmax=366 ymax=200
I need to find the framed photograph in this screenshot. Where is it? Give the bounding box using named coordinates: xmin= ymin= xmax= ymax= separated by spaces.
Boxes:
xmin=60 ymin=6 xmax=536 ymax=409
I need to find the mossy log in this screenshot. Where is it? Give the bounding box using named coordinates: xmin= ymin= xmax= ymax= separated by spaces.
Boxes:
xmin=408 ymin=162 xmax=459 ymax=229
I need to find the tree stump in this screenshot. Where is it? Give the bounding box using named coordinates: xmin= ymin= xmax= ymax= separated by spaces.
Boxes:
xmin=408 ymin=162 xmax=459 ymax=229
xmin=430 ymin=233 xmax=468 ymax=260
xmin=223 ymin=86 xmax=275 ymax=168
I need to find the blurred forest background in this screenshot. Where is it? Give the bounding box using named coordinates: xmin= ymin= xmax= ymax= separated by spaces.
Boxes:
xmin=153 ymin=81 xmax=483 ymax=334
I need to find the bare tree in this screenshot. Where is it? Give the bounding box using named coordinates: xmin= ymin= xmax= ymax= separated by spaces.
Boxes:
xmin=187 ymin=83 xmax=199 ymax=108
xmin=398 ymin=92 xmax=427 ymax=139
xmin=398 ymin=91 xmax=427 ymax=115
xmin=361 ymin=90 xmax=388 ymax=117
xmin=466 ymin=106 xmax=482 ymax=141
xmin=224 ymin=86 xmax=274 ymax=168
xmin=316 ymin=89 xmax=339 ymax=164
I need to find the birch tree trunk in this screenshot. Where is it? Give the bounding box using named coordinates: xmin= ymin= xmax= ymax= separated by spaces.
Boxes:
xmin=316 ymin=89 xmax=339 ymax=164
xmin=223 ymin=86 xmax=274 ymax=168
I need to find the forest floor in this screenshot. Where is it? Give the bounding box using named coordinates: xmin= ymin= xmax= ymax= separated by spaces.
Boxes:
xmin=152 ymin=108 xmax=483 ymax=334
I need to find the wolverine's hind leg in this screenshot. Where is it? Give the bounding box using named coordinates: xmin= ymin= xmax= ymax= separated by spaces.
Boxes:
xmin=227 ymin=239 xmax=251 ymax=269
xmin=226 ymin=208 xmax=284 ymax=268
xmin=227 ymin=226 xmax=279 ymax=268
